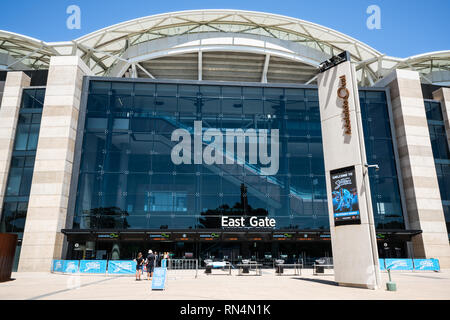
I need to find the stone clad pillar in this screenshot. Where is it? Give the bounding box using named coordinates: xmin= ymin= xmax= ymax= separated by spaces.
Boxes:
xmin=318 ymin=57 xmax=381 ymax=289
xmin=377 ymin=69 xmax=450 ymax=268
xmin=432 ymin=87 xmax=450 ymax=150
xmin=18 ymin=56 xmax=92 ymax=272
xmin=0 ymin=72 xmax=31 ymax=220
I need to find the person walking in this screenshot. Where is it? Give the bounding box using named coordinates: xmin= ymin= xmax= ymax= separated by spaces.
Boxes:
xmin=134 ymin=252 xmax=144 ymax=281
xmin=146 ymin=250 xmax=155 ymax=280
xmin=154 ymin=251 xmax=160 ymax=268
xmin=163 ymin=252 xmax=169 ymax=268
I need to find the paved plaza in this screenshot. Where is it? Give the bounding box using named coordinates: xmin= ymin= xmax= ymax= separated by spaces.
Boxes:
xmin=1 ymin=268 xmax=449 ymax=300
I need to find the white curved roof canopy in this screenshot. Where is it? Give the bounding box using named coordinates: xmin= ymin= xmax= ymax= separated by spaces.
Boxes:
xmin=0 ymin=9 xmax=449 ymax=85
xmin=0 ymin=31 xmax=59 ymax=70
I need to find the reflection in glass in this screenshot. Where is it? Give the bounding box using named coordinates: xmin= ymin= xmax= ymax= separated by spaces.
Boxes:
xmin=74 ymin=82 xmax=406 ymax=231
xmin=0 ymin=89 xmax=44 ymax=233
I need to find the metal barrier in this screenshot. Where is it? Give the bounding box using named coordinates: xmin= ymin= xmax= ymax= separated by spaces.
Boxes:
xmin=51 ymin=259 xmax=198 ymax=278
xmin=167 ymin=259 xmax=198 ymax=270
xmin=237 ymin=263 xmax=262 ymax=276
xmin=167 ymin=259 xmax=198 ymax=278
xmin=275 ymin=262 xmax=303 ymax=276
xmin=51 ymin=258 xmax=440 ymax=278
xmin=204 ymin=261 xmax=232 ymax=275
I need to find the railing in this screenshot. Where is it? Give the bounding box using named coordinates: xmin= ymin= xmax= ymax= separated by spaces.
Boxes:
xmin=167 ymin=259 xmax=198 ymax=270
xmin=167 ymin=259 xmax=198 ymax=278
xmin=273 ymin=259 xmax=304 ymax=268
xmin=50 ymin=258 xmax=440 ymax=276
xmin=274 ymin=262 xmax=303 ymax=276
xmin=237 ymin=263 xmax=263 ymax=276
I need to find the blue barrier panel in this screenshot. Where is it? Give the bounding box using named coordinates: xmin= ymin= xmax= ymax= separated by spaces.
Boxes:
xmin=385 ymin=259 xmax=413 ymax=271
xmin=413 ymin=259 xmax=440 ymax=271
xmin=52 ymin=260 xmax=64 ymax=272
xmin=63 ymin=260 xmax=80 ymax=273
xmin=161 ymin=259 xmax=167 ymax=268
xmin=79 ymin=260 xmax=107 ymax=274
xmin=210 ymin=261 xmax=227 ymax=268
xmin=151 ymin=268 xmax=167 ymax=290
xmin=379 ymin=259 xmax=385 ymax=271
xmin=108 ymin=260 xmax=136 ymax=274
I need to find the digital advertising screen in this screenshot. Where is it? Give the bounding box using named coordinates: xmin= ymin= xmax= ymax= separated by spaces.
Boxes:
xmin=330 ymin=166 xmax=361 ymax=226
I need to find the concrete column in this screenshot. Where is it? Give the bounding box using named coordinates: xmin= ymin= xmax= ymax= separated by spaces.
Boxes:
xmin=0 ymin=72 xmax=31 ymax=220
xmin=318 ymin=60 xmax=381 ymax=289
xmin=432 ymin=87 xmax=450 ymax=150
xmin=377 ymin=69 xmax=450 ymax=268
xmin=18 ymin=56 xmax=92 ymax=272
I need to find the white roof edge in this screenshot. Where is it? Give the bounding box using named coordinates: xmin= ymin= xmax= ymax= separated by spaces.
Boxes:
xmin=47 ymin=41 xmax=73 ymax=46
xmin=382 ymin=50 xmax=450 ymax=63
xmin=71 ymin=9 xmax=382 ymax=56
xmin=0 ymin=30 xmax=45 ymax=45
xmin=1 ymin=12 xmax=447 ymax=62
xmin=403 ymin=50 xmax=450 ymax=61
xmin=1 ymin=10 xmax=448 ymax=86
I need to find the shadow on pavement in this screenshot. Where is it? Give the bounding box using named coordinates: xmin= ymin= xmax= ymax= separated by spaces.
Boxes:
xmin=291 ymin=277 xmax=338 ymax=286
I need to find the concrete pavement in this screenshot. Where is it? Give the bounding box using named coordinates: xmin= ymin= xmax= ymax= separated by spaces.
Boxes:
xmin=1 ymin=268 xmax=449 ymax=300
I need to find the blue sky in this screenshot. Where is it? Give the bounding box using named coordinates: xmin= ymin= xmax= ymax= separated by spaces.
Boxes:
xmin=0 ymin=0 xmax=449 ymax=58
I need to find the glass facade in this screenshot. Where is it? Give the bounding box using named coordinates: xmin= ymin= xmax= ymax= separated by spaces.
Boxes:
xmin=0 ymin=88 xmax=44 ymax=233
xmin=0 ymin=88 xmax=44 ymax=270
xmin=360 ymin=91 xmax=404 ymax=229
xmin=72 ymin=80 xmax=405 ymax=232
xmin=425 ymin=100 xmax=450 ymax=237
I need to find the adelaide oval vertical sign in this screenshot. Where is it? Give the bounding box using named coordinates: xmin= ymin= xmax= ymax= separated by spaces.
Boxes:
xmin=330 ymin=166 xmax=361 ymax=226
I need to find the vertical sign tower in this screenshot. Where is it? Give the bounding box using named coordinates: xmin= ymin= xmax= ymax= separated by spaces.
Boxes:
xmin=317 ymin=52 xmax=381 ymax=289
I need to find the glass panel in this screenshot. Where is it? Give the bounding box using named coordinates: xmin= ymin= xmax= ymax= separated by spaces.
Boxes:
xmin=34 ymin=89 xmax=45 ymax=109
xmin=6 ymin=168 xmax=22 ymax=196
xmin=86 ymin=117 xmax=108 ymax=130
xmin=25 ymin=156 xmax=35 ymax=167
xmin=200 ymin=85 xmax=220 ymax=97
xmin=134 ymin=96 xmax=154 ymax=112
xmin=12 ymin=202 xmax=28 ymax=232
xmin=31 ymin=113 xmax=42 ymax=124
xmin=19 ymin=114 xmax=32 ymax=124
xmin=112 ymin=96 xmax=133 ymax=110
xmin=134 ymin=83 xmax=155 ymax=96
xmin=19 ymin=168 xmax=33 ymax=196
xmin=26 ymin=124 xmax=40 ymax=150
xmin=111 ymin=82 xmax=133 ymax=95
xmin=21 ymin=90 xmax=35 ymax=109
xmin=179 ymin=85 xmax=199 ymax=97
xmin=222 ymin=86 xmax=241 ymax=98
xmin=14 ymin=125 xmax=29 ymax=151
xmin=243 ymin=87 xmax=262 ymax=99
xmin=75 ymin=83 xmax=405 ymax=231
xmin=157 ymin=84 xmax=177 ymax=97
xmin=90 ymin=81 xmax=111 ymax=95
xmin=87 ymin=95 xmax=109 ymax=113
